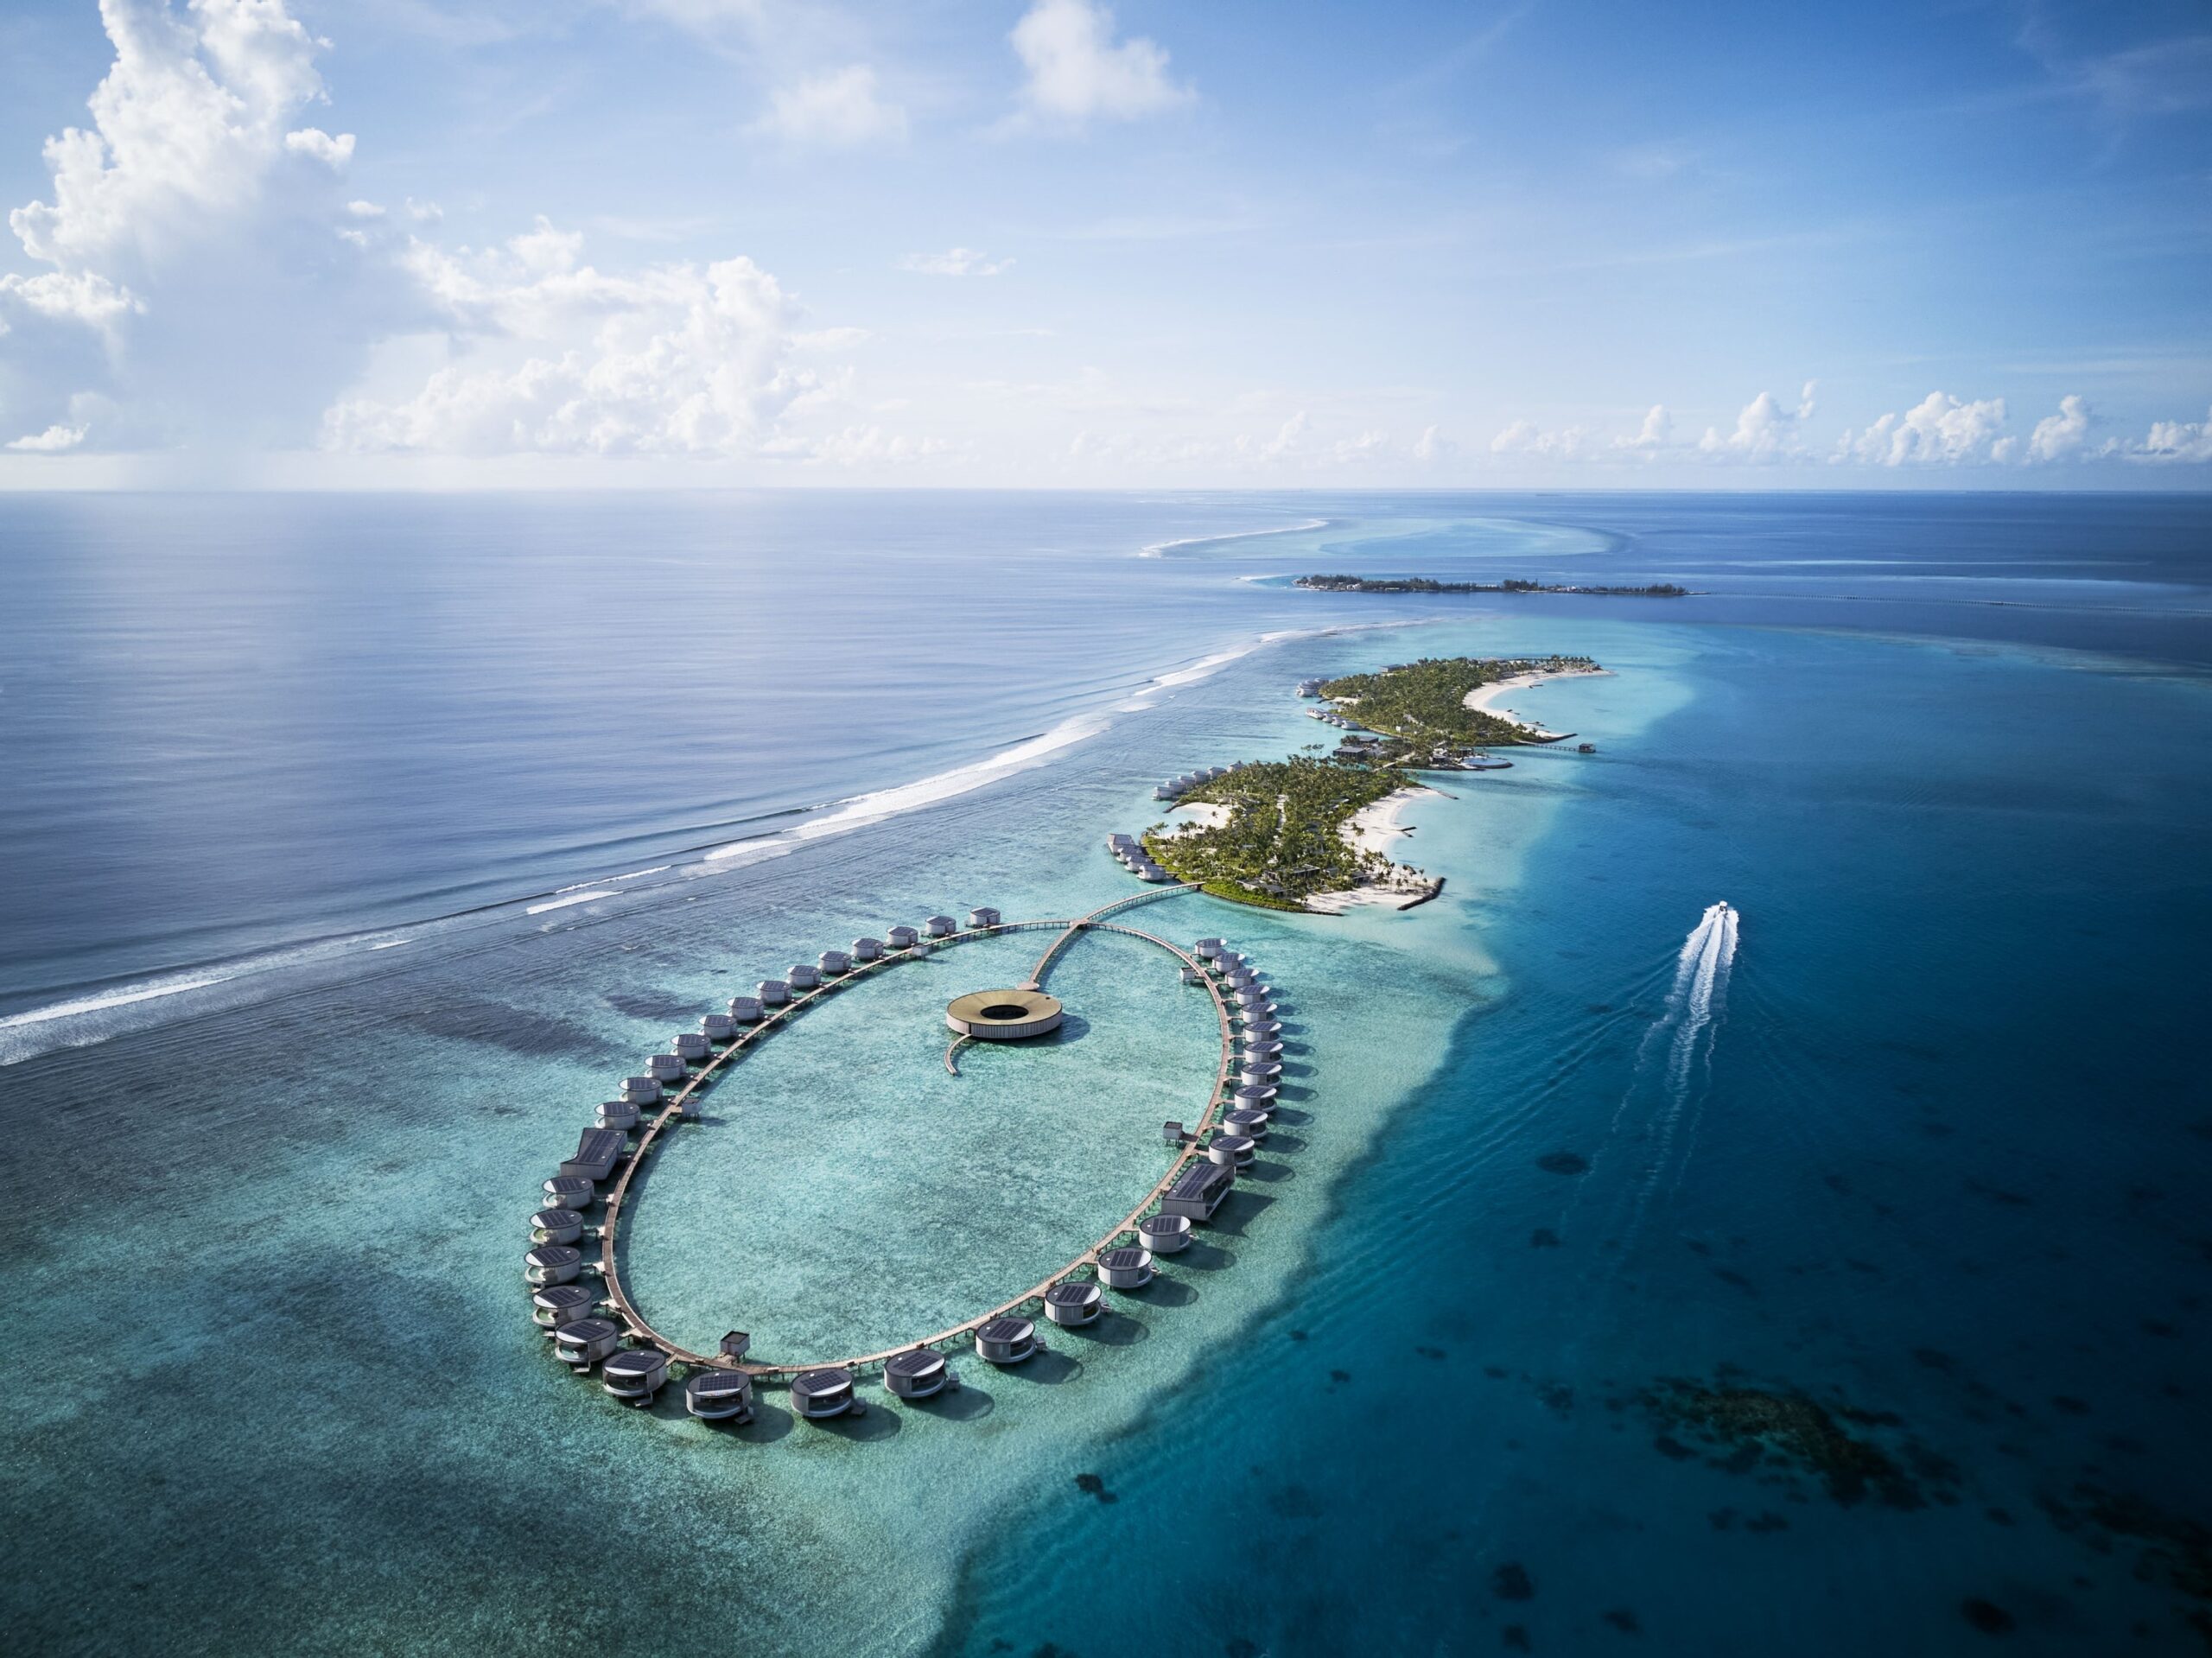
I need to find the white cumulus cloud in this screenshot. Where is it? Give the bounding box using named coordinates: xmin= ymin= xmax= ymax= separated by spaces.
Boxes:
xmin=0 ymin=269 xmax=142 ymax=332
xmin=13 ymin=0 xmax=330 ymax=270
xmin=3 ymin=0 xmax=385 ymax=449
xmin=754 ymin=65 xmax=906 ymax=149
xmin=2028 ymin=394 xmax=2092 ymax=461
xmin=1492 ymin=417 xmax=1589 ymax=458
xmin=1700 ymin=382 xmax=1815 ymax=461
xmin=1011 ymin=0 xmax=1192 ymax=124
xmin=323 ymin=222 xmax=821 ymax=457
xmin=1616 ymin=403 xmax=1673 ymax=451
xmin=283 ymin=126 xmax=355 ymax=168
xmin=2133 ymin=407 xmax=2212 ymax=462
xmin=1836 ymin=391 xmax=2011 ymax=466
xmin=7 ymin=422 xmax=89 ymax=452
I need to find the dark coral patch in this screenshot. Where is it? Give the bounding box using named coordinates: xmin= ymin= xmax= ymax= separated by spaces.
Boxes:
xmin=1961 ymin=1599 xmax=2015 ymax=1635
xmin=1493 ymin=1562 xmax=1535 ymax=1601
xmin=1637 ymin=1379 xmax=1953 ymax=1509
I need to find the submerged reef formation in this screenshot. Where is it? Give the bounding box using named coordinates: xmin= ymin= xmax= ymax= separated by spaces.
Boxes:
xmin=1296 ymin=573 xmax=1689 ymax=597
xmin=2038 ymin=1484 xmax=2212 ymax=1648
xmin=1636 ymin=1375 xmax=1962 ymax=1510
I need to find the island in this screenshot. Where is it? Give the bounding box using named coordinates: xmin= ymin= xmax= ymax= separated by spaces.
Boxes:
xmin=1131 ymin=655 xmax=1605 ymax=912
xmin=1296 ymin=574 xmax=1688 ymax=597
xmin=1311 ymin=654 xmax=1605 ymax=764
xmin=1141 ymin=756 xmax=1435 ymax=912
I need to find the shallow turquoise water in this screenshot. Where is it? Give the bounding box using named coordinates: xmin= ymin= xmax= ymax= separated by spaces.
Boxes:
xmin=2 ymin=494 xmax=2208 ymax=1655
xmin=623 ymin=925 xmax=1223 ymax=1360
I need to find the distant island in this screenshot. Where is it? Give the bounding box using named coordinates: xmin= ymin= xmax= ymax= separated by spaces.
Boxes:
xmin=1297 ymin=574 xmax=1688 ymax=597
xmin=1137 ymin=655 xmax=1605 ymax=912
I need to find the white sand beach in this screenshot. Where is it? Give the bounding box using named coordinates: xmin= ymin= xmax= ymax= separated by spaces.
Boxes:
xmin=1167 ymin=800 xmax=1230 ymax=830
xmin=1345 ymin=785 xmax=1434 ymax=857
xmin=1305 ymin=785 xmax=1444 ymax=913
xmin=1463 ymin=664 xmax=1611 ymax=736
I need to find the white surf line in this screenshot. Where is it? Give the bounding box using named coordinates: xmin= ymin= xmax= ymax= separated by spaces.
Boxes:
xmin=1139 ymin=518 xmax=1331 ymax=557
xmin=0 ymin=969 xmax=243 ymax=1033
xmin=525 ymin=889 xmax=620 ymax=915
xmin=0 ymin=965 xmax=263 ymax=1067
xmin=707 ymin=713 xmax=1113 ymax=865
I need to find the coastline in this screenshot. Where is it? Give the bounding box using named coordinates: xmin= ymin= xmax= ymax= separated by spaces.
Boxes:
xmin=1305 ymin=785 xmax=1440 ymax=913
xmin=1463 ymin=664 xmax=1612 ymax=738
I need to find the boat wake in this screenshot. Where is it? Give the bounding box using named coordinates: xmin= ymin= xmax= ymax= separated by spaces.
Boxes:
xmin=1662 ymin=900 xmax=1738 ymax=1121
xmin=1592 ymin=902 xmax=1740 ymax=1251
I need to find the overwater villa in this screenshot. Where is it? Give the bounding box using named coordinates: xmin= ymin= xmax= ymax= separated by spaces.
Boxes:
xmin=554 ymin=1318 xmax=620 ymax=1369
xmin=684 ymin=1369 xmax=756 ymax=1422
xmin=791 ymin=1369 xmax=865 ymax=1420
xmin=884 ymin=1349 xmax=958 ymax=1400
xmin=1044 ymin=1280 xmax=1103 ymax=1326
xmin=975 ymin=1316 xmax=1039 ymax=1364
xmin=601 ymin=1347 xmax=669 ymax=1407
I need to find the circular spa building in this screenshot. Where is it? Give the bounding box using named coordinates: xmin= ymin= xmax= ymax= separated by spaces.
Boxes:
xmin=944 ymin=988 xmax=1065 ymax=1041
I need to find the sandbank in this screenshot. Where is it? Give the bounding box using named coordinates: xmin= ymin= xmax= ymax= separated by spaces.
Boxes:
xmin=1462 ymin=664 xmax=1611 ymax=737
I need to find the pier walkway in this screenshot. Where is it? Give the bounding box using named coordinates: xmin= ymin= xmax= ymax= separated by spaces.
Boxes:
xmin=594 ymin=885 xmax=1241 ymax=1382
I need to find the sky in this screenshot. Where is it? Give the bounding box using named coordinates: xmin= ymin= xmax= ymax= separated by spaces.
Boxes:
xmin=0 ymin=0 xmax=2208 ymax=488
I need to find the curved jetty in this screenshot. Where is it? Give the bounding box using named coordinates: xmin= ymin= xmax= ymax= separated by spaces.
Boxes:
xmin=527 ymin=885 xmax=1301 ymax=1426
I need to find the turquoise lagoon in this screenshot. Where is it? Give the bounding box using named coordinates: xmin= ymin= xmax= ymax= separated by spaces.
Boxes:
xmin=1 ymin=494 xmax=2208 ymax=1655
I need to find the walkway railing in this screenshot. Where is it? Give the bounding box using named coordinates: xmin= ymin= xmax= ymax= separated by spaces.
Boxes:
xmin=592 ymin=886 xmax=1241 ymax=1382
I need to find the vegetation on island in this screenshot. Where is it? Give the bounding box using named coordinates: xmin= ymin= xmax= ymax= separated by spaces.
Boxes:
xmin=1298 ymin=574 xmax=1688 ymax=597
xmin=1135 ymin=656 xmax=1599 ymax=912
xmin=1317 ymin=654 xmax=1599 ymax=763
xmin=1141 ymin=756 xmax=1415 ymax=910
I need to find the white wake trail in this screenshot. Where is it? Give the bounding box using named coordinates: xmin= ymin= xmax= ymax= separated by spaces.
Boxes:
xmin=1614 ymin=903 xmax=1740 ymax=1248
xmin=1663 ymin=902 xmax=1737 ymax=1105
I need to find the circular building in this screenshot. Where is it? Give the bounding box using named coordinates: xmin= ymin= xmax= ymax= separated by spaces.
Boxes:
xmin=944 ymin=988 xmax=1065 ymax=1042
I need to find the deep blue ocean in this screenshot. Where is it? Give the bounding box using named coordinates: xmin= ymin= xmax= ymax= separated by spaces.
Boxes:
xmin=0 ymin=492 xmax=2206 ymax=1655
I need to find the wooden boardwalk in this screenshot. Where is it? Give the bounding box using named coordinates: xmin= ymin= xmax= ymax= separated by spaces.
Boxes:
xmin=592 ymin=885 xmax=1245 ymax=1382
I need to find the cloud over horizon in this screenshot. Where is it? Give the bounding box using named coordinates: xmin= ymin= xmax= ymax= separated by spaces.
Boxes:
xmin=0 ymin=0 xmax=2204 ymax=485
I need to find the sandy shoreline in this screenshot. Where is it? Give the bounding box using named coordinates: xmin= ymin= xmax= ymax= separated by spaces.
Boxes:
xmin=1304 ymin=785 xmax=1442 ymax=912
xmin=1345 ymin=785 xmax=1435 ymax=858
xmin=1166 ymin=800 xmax=1230 ymax=831
xmin=1463 ymin=665 xmax=1611 ymax=737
